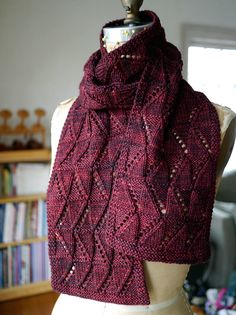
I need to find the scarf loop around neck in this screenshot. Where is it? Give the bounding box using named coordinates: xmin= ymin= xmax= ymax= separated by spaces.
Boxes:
xmin=46 ymin=10 xmax=221 ymax=305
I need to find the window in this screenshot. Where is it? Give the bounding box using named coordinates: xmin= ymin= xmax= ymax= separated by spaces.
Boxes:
xmin=182 ymin=25 xmax=236 ymax=174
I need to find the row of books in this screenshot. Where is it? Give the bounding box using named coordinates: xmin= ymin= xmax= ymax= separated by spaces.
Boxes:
xmin=0 ymin=241 xmax=50 ymax=289
xmin=0 ymin=163 xmax=50 ymax=197
xmin=0 ymin=200 xmax=48 ymax=243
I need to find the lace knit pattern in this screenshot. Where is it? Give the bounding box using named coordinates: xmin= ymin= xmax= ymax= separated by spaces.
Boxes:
xmin=46 ymin=11 xmax=221 ymax=305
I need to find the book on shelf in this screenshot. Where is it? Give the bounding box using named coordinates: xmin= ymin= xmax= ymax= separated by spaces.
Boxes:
xmin=0 ymin=204 xmax=4 ymax=242
xmin=21 ymin=244 xmax=30 ymax=285
xmin=2 ymin=249 xmax=8 ymax=288
xmin=0 ymin=242 xmax=50 ymax=289
xmin=0 ymin=250 xmax=3 ymax=288
xmin=16 ymin=163 xmax=50 ymax=195
xmin=0 ymin=162 xmax=50 ymax=197
xmin=0 ymin=200 xmax=48 ymax=243
xmin=15 ymin=202 xmax=26 ymax=241
xmin=2 ymin=203 xmax=15 ymax=243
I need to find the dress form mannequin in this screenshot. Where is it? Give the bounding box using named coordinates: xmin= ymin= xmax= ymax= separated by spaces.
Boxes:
xmin=49 ymin=3 xmax=236 ymax=315
xmin=50 ymin=102 xmax=236 ymax=315
xmin=103 ymin=0 xmax=152 ymax=53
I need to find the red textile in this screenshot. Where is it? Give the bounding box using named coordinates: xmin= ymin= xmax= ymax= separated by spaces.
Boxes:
xmin=46 ymin=11 xmax=221 ymax=305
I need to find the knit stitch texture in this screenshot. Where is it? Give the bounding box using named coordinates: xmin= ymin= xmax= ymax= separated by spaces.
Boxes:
xmin=46 ymin=10 xmax=221 ymax=305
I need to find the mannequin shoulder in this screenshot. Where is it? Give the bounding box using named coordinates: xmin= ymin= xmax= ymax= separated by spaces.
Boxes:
xmin=212 ymin=102 xmax=236 ymax=140
xmin=50 ymin=97 xmax=76 ymax=168
xmin=51 ymin=97 xmax=76 ymax=126
xmin=212 ymin=102 xmax=236 ymax=180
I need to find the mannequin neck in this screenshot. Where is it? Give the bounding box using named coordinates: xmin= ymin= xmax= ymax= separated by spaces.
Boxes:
xmin=103 ymin=21 xmax=153 ymax=53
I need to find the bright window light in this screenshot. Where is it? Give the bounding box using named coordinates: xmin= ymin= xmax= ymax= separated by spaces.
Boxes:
xmin=187 ymin=46 xmax=236 ymax=173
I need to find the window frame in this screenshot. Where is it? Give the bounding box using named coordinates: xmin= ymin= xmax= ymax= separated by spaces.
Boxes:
xmin=181 ymin=24 xmax=236 ymax=80
xmin=181 ymin=24 xmax=236 ymax=173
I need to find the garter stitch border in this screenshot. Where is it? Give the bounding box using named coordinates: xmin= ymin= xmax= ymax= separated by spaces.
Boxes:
xmin=46 ymin=10 xmax=221 ymax=305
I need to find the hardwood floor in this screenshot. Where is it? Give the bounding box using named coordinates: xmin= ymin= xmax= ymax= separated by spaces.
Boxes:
xmin=0 ymin=292 xmax=59 ymax=315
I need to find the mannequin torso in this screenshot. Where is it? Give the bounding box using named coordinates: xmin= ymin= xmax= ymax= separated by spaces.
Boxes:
xmin=49 ymin=98 xmax=236 ymax=315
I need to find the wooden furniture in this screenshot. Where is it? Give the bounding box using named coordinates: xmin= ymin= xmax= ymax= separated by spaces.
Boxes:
xmin=0 ymin=149 xmax=52 ymax=302
xmin=0 ymin=291 xmax=59 ymax=315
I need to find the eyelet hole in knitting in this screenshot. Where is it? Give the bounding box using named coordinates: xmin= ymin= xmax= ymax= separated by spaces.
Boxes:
xmin=110 ymin=114 xmax=122 ymax=135
xmin=146 ymin=163 xmax=155 ymax=175
xmin=126 ymin=147 xmax=143 ymax=174
xmin=55 ymin=174 xmax=63 ymax=196
xmin=114 ymin=211 xmax=133 ymax=232
xmin=146 ymin=86 xmax=161 ymax=104
xmin=56 ymin=204 xmax=69 ymax=229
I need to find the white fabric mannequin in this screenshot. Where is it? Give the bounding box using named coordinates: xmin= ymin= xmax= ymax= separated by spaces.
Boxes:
xmin=48 ymin=97 xmax=236 ymax=315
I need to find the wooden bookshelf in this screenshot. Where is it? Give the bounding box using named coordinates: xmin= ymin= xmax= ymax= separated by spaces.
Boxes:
xmin=0 ymin=148 xmax=51 ymax=301
xmin=0 ymin=237 xmax=48 ymax=249
xmin=0 ymin=148 xmax=51 ymax=163
xmin=0 ymin=281 xmax=52 ymax=302
xmin=0 ymin=193 xmax=46 ymax=204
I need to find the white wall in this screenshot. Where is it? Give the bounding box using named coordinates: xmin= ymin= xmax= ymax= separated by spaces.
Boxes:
xmin=1 ymin=0 xmax=236 ymax=146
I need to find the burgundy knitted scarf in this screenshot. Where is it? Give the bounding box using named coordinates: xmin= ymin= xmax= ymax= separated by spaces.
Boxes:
xmin=46 ymin=11 xmax=221 ymax=305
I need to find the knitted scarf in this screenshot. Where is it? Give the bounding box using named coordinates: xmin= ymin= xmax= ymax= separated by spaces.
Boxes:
xmin=46 ymin=10 xmax=221 ymax=305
